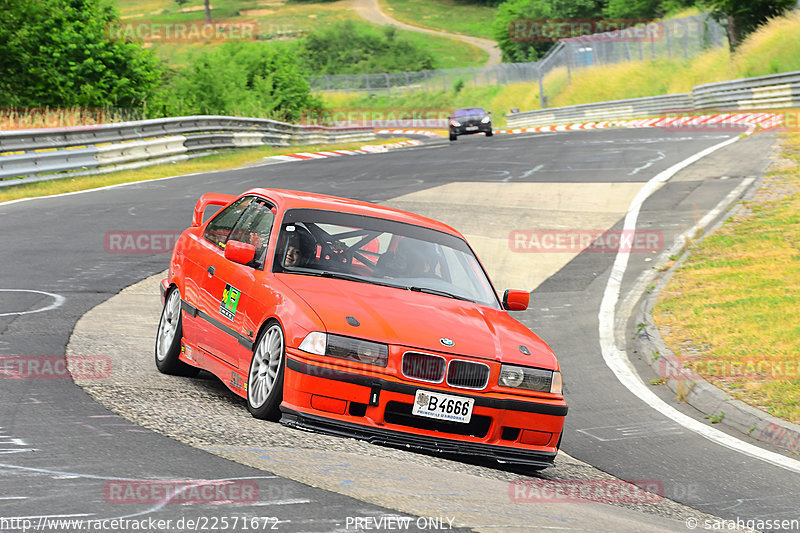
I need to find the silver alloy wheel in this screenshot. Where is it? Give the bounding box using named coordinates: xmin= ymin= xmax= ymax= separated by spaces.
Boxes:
xmin=248 ymin=324 xmax=283 ymax=409
xmin=156 ymin=289 xmax=181 ymax=362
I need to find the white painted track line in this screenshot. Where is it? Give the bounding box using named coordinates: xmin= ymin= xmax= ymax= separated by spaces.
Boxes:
xmin=598 ymin=133 xmax=800 ymax=475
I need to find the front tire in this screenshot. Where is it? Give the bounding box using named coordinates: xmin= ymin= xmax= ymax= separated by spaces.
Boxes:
xmin=486 ymin=129 xmax=493 ymax=137
xmin=155 ymin=287 xmax=199 ymax=377
xmin=247 ymin=321 xmax=285 ymax=421
xmin=449 ymin=132 xmax=457 ymax=141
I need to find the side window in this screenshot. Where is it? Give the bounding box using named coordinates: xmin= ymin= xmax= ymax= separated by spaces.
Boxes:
xmin=228 ymin=199 xmax=276 ymax=269
xmin=203 ymin=196 xmax=253 ymax=249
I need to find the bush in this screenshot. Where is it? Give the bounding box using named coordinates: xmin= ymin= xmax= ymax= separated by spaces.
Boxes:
xmin=297 ymin=21 xmax=436 ymax=75
xmin=493 ymin=0 xmax=606 ymax=63
xmin=153 ymin=41 xmax=321 ymax=121
xmin=0 ymin=0 xmax=162 ymax=108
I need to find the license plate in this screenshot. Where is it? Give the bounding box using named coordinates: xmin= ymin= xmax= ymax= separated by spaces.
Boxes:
xmin=465 ymin=126 xmax=478 ymax=131
xmin=412 ymin=390 xmax=474 ymax=423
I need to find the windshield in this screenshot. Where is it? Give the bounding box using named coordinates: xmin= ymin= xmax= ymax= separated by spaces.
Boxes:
xmin=274 ymin=208 xmax=499 ymax=308
xmin=453 ymin=107 xmax=486 ymax=118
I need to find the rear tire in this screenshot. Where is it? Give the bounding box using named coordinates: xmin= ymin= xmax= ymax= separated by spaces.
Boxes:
xmin=155 ymin=287 xmax=200 ymax=377
xmin=247 ymin=321 xmax=285 ymax=421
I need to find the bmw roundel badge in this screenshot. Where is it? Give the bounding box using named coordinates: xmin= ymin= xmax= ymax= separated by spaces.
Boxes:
xmin=440 ymin=337 xmax=455 ymax=347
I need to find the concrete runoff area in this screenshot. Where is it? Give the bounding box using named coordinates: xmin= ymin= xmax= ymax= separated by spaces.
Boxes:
xmin=386 ymin=181 xmax=650 ymax=292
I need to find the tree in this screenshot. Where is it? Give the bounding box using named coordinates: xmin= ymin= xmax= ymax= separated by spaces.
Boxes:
xmin=604 ymin=0 xmax=696 ymax=19
xmin=0 ymin=0 xmax=162 ymax=108
xmin=493 ymin=0 xmax=606 ymax=62
xmin=604 ymin=0 xmax=663 ymax=19
xmin=154 ymin=42 xmax=321 ymax=121
xmin=700 ymin=0 xmax=795 ymax=48
xmin=297 ymin=21 xmax=436 ymax=74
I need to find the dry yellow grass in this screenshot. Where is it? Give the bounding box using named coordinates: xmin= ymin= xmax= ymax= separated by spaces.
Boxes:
xmin=666 ymin=47 xmax=733 ymax=92
xmin=654 ymin=131 xmax=800 ymax=423
xmin=489 ymin=68 xmax=570 ymax=115
xmin=533 ymin=9 xmax=800 ymax=108
xmin=732 ymin=11 xmax=800 ymax=77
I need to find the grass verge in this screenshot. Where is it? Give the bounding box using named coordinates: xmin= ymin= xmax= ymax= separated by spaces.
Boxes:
xmin=320 ymin=68 xmax=570 ymax=128
xmin=0 ymin=139 xmax=405 ymax=204
xmin=321 ymin=11 xmax=800 ymax=123
xmin=378 ymin=0 xmax=497 ymax=40
xmin=654 ymin=130 xmax=800 ymax=424
xmin=114 ymin=0 xmax=486 ymax=69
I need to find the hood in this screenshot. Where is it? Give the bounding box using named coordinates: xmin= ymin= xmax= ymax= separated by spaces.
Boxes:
xmin=278 ymin=274 xmax=557 ymax=369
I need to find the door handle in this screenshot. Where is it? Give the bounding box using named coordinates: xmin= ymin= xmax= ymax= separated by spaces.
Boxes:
xmin=207 ymin=266 xmax=215 ymax=276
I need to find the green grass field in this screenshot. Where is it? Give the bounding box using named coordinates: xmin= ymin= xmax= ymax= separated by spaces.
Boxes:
xmin=655 ymin=131 xmax=800 ymax=423
xmin=322 ymin=11 xmax=800 ymax=127
xmin=379 ymin=0 xmax=497 ymax=40
xmin=115 ymin=0 xmax=487 ymax=68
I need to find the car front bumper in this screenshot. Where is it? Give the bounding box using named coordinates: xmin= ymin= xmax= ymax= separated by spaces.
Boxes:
xmin=451 ymin=124 xmax=492 ymax=136
xmin=281 ymin=353 xmax=567 ymax=467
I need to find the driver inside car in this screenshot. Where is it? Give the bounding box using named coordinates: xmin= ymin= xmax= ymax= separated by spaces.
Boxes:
xmin=282 ymin=227 xmax=316 ymax=268
xmin=284 ymin=238 xmax=303 ymax=267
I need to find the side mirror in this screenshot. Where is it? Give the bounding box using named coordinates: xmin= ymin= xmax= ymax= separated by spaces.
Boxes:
xmin=502 ymin=289 xmax=529 ymax=311
xmin=192 ymin=193 xmax=236 ymax=227
xmin=224 ymin=241 xmax=256 ymax=265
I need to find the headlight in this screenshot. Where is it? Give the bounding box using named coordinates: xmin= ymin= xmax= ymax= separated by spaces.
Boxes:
xmin=450 ymin=120 xmax=461 ymax=127
xmin=498 ymin=366 xmax=525 ymax=387
xmin=298 ymin=332 xmax=389 ymax=367
xmin=499 ymin=364 xmax=559 ymax=393
xmin=481 ymin=116 xmax=491 ymax=123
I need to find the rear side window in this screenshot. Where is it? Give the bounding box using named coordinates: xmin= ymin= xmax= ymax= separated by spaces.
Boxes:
xmin=203 ymin=196 xmax=253 ymax=248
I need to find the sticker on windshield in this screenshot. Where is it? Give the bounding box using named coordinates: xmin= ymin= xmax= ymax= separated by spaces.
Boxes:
xmin=220 ymin=284 xmax=241 ymax=321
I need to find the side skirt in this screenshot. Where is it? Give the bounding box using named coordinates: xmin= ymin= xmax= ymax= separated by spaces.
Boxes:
xmin=179 ymin=339 xmax=249 ymax=399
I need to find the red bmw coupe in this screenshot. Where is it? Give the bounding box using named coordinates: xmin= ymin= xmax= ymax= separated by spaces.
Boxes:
xmin=156 ymin=189 xmax=567 ymax=468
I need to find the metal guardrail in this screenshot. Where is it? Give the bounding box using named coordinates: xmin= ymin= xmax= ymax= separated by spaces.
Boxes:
xmin=507 ymin=70 xmax=800 ymax=128
xmin=692 ymin=71 xmax=800 ymax=110
xmin=0 ymin=116 xmax=375 ymax=186
xmin=507 ymin=93 xmax=692 ymax=128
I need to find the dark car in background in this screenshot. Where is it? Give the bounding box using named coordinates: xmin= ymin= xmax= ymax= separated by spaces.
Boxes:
xmin=449 ymin=107 xmax=493 ymax=141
